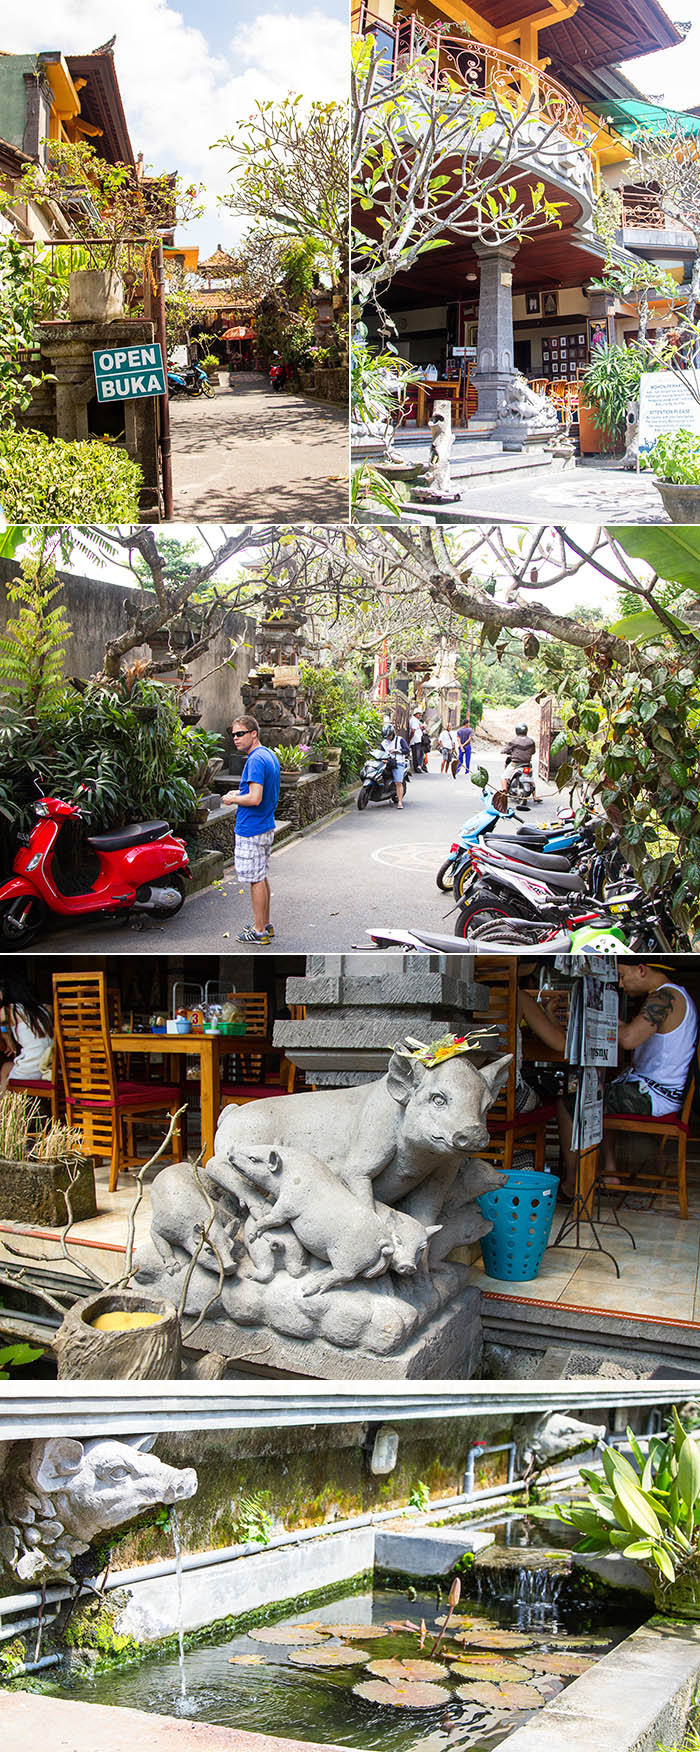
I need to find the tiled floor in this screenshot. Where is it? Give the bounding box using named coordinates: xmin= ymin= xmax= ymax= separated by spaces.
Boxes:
xmin=474 ymin=1189 xmax=700 ymax=1325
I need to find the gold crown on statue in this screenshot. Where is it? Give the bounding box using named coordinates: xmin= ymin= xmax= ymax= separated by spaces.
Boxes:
xmin=399 ymin=1029 xmax=500 ymax=1069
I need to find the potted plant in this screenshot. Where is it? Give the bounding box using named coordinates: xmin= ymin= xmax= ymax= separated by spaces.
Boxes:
xmin=0 ymin=1091 xmax=96 ymax=1226
xmin=200 ymin=352 xmax=221 ymax=385
xmin=533 ymin=1411 xmax=700 ymax=1618
xmin=273 ymin=743 xmax=309 ymax=785
xmin=642 ymin=428 xmax=700 ymax=522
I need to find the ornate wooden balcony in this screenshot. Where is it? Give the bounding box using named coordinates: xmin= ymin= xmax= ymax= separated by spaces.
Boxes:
xmin=358 ymin=6 xmax=587 ymax=145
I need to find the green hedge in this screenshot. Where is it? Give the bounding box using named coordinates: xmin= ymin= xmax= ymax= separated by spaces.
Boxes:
xmin=0 ymin=427 xmax=142 ymax=520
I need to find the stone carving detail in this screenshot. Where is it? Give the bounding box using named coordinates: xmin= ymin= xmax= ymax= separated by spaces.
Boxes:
xmin=516 ymin=1411 xmax=606 ymax=1482
xmin=413 ymin=402 xmax=461 ymax=504
xmin=0 ymin=1436 xmax=197 ymax=1582
xmin=497 ymin=373 xmax=558 ymax=431
xmin=135 ymin=1042 xmax=511 ymax=1371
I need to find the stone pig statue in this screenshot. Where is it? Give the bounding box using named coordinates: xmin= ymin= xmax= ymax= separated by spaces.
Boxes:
xmin=517 ymin=1411 xmax=607 ymax=1484
xmin=0 ymin=1435 xmax=197 ymax=1583
xmin=149 ymin=1161 xmax=241 ymax=1276
xmin=208 ymin=1145 xmax=440 ymax=1296
xmin=214 ymin=1046 xmax=512 ymax=1230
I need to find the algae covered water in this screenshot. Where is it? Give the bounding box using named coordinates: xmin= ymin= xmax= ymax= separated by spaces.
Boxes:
xmin=48 ymin=1585 xmax=633 ymax=1751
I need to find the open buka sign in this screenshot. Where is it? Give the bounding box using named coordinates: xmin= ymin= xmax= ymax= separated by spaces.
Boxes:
xmin=93 ymin=343 xmax=166 ymax=402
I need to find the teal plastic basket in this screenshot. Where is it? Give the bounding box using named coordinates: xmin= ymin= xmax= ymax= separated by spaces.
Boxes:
xmin=478 ymin=1170 xmax=559 ymax=1282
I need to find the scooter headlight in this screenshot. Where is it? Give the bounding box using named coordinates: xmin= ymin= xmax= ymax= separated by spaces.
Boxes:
xmin=33 ymin=801 xmax=49 ymax=817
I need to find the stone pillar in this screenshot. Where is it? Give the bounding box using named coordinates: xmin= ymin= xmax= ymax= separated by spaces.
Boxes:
xmin=471 ymin=239 xmax=520 ymax=428
xmin=274 ymin=955 xmax=491 ymax=1085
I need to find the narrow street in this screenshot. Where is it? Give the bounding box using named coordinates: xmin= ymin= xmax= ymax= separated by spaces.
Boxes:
xmin=34 ymin=749 xmax=560 ymax=956
xmin=169 ymin=371 xmax=348 ymax=522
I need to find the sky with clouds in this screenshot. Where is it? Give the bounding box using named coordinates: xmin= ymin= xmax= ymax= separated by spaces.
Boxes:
xmin=3 ymin=0 xmax=348 ymax=253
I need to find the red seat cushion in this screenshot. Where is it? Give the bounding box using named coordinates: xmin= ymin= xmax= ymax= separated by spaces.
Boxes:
xmin=80 ymin=1082 xmax=181 ymax=1109
xmin=221 ymin=1084 xmax=288 ymax=1100
xmin=606 ymin=1109 xmax=689 ymax=1133
xmin=488 ymin=1104 xmax=556 ymax=1134
xmin=7 ymin=1077 xmax=54 ymax=1093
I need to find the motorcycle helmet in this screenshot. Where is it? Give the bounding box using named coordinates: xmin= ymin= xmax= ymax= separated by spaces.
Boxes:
xmin=515 ymin=722 xmax=528 ymax=735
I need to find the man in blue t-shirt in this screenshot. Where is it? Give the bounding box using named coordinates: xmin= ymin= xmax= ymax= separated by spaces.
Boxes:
xmin=223 ymin=715 xmax=281 ymax=945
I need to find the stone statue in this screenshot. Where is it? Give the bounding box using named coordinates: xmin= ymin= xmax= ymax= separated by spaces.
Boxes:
xmin=497 ymin=373 xmax=558 ymax=432
xmin=0 ymin=1436 xmax=197 ymax=1583
xmin=413 ymin=401 xmax=461 ymax=503
xmin=516 ymin=1411 xmax=606 ymax=1485
xmin=135 ymin=1039 xmax=511 ymax=1377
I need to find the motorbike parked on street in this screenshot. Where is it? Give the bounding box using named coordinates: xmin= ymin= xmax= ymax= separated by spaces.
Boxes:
xmin=269 ymin=356 xmax=286 ymax=392
xmin=357 ymin=748 xmax=409 ymax=810
xmin=0 ymin=783 xmax=191 ymax=949
xmin=167 ymin=361 xmax=215 ymax=399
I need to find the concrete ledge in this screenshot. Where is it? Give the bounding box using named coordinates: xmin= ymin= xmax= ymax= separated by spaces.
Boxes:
xmin=498 ymin=1617 xmax=700 ymax=1752
xmin=1 ymin=1694 xmax=350 ymax=1752
xmin=116 ymin=1525 xmax=375 ymax=1641
xmin=375 ymin=1523 xmax=494 ymax=1574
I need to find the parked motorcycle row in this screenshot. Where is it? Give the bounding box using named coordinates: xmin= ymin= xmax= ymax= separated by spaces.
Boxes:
xmin=166 ymin=361 xmax=215 ymax=399
xmin=368 ymin=782 xmax=686 ymax=955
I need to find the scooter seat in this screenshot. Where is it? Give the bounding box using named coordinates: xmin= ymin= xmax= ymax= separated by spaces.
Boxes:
xmin=86 ymin=820 xmax=169 ymax=852
xmin=486 ymin=839 xmax=572 ymax=872
xmin=489 ymin=861 xmax=585 ymax=894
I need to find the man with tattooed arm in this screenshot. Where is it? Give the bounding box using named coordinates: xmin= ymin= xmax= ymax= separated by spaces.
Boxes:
xmin=519 ymin=962 xmax=698 ymax=1198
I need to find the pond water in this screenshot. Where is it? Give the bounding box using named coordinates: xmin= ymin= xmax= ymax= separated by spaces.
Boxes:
xmin=48 ymin=1579 xmax=636 ymax=1751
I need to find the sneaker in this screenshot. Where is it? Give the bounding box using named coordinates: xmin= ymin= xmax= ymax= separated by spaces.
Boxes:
xmin=267 ymin=924 xmax=275 ymax=939
xmin=237 ymin=926 xmax=271 ymax=945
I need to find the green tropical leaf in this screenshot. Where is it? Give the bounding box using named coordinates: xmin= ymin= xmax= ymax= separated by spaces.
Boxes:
xmin=613 ymin=527 xmax=700 ymax=595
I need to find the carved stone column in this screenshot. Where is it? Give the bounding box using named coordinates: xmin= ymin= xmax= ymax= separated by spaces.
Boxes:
xmin=471 ymin=239 xmax=520 ymax=427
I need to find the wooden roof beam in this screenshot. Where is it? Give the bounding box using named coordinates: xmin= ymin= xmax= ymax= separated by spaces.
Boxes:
xmin=496 ymin=0 xmax=580 ymax=48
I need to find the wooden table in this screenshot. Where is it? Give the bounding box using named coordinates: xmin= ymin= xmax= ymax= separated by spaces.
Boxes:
xmin=416 ymin=380 xmax=462 ymax=427
xmin=109 ymin=1032 xmax=271 ymax=1163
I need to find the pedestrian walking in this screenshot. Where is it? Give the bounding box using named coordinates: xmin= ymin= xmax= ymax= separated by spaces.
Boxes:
xmin=421 ymin=724 xmax=432 ymax=770
xmin=409 ymin=708 xmax=426 ymax=772
xmin=223 ymin=715 xmax=281 ymax=945
xmin=455 ymin=721 xmax=473 ymax=777
xmin=438 ymin=725 xmax=457 ymax=773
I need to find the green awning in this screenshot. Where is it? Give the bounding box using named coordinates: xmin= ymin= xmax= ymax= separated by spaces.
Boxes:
xmin=589 ymin=98 xmax=700 ymax=137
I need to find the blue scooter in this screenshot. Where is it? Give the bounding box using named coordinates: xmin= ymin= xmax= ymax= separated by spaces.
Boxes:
xmin=437 ymin=788 xmax=591 ymax=900
xmin=167 ymin=361 xmax=215 ymax=399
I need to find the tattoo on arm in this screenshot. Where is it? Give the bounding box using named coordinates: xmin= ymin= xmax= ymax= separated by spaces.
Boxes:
xmin=640 ymin=990 xmax=675 ymax=1031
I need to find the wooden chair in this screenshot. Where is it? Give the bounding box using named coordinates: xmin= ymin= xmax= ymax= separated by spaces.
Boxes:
xmin=473 ymin=958 xmax=556 ymax=1175
xmin=53 ymin=972 xmax=184 ymax=1192
xmin=220 ymin=992 xmax=301 ymax=1108
xmin=602 ymin=1073 xmax=695 ymax=1220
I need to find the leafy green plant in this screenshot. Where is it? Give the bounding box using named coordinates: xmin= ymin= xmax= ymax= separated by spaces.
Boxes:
xmin=643 ymin=429 xmax=700 ymax=485
xmin=534 ymin=1412 xmax=700 ymax=1611
xmin=272 ymin=742 xmax=309 ymax=769
xmin=0 ymin=551 xmax=72 ymax=708
xmin=0 ymin=428 xmax=142 ymax=521
xmin=409 ymin=1480 xmax=431 ymax=1511
xmin=0 ymin=1343 xmax=44 ymax=1377
xmin=200 ymin=353 xmax=220 ymax=373
xmin=581 ymin=341 xmax=667 ymax=444
xmin=235 ymin=1491 xmax=274 ymax=1545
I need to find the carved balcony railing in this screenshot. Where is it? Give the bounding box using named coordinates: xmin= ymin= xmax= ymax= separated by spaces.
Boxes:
xmin=620 ymin=190 xmax=670 ymax=229
xmin=357 ymin=5 xmax=587 ymax=145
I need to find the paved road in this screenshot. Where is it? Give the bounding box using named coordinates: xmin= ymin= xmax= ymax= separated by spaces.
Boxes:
xmin=34 ymin=749 xmax=560 ymax=958
xmin=170 ymin=372 xmax=348 ymax=522
xmin=442 ymin=457 xmax=667 ymax=525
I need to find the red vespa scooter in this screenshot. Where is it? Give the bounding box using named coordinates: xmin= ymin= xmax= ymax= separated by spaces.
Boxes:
xmin=0 ymin=785 xmax=191 ymax=949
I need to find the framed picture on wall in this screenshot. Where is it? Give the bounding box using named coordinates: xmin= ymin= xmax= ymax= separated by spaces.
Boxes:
xmin=577 ymin=333 xmax=586 ymax=345
xmin=526 ymin=292 xmax=540 ymax=315
xmin=543 ymin=291 xmax=558 ymax=317
xmin=588 ymin=317 xmax=610 ymax=352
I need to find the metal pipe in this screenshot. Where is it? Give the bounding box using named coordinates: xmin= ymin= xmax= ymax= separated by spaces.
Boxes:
xmin=0 ymin=1610 xmax=60 ymax=1642
xmin=154 ymin=239 xmax=173 ymax=521
xmin=12 ymin=1652 xmax=60 ymax=1676
xmin=464 ymin=1441 xmax=517 ymax=1495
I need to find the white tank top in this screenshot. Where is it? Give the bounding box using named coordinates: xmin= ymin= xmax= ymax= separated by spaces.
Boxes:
xmin=6 ymin=1013 xmax=53 ymax=1081
xmin=627 ymin=983 xmax=698 ymax=1114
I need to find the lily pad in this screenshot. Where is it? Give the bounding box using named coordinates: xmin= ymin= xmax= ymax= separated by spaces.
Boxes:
xmin=453 ymin=1682 xmax=505 ymax=1708
xmin=434 ymin=1612 xmax=476 ymax=1629
xmin=451 ymin=1660 xmax=533 ymax=1683
xmin=248 ymin=1625 xmax=329 ymax=1645
xmin=288 ymin=1644 xmax=368 ymax=1668
xmin=366 ymin=1658 xmax=449 ymax=1683
xmin=456 ymin=1682 xmax=545 ymax=1712
xmin=525 ymin=1653 xmax=592 ymax=1676
xmin=353 ymin=1678 xmax=451 ymax=1709
xmin=319 ymin=1623 xmax=386 ymax=1640
xmin=227 ymin=1653 xmax=266 ymax=1665
xmin=458 ymin=1629 xmax=534 ymax=1651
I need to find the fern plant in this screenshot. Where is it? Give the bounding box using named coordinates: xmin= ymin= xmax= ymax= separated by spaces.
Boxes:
xmin=0 ymin=553 xmax=72 ymax=709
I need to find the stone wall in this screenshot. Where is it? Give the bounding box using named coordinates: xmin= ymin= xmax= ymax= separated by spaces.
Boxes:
xmin=0 ymin=560 xmax=254 ymax=737
xmin=297 ymin=366 xmax=348 ymax=405
xmin=278 ymin=769 xmax=340 ymax=832
xmin=275 ymin=956 xmax=489 ymax=1084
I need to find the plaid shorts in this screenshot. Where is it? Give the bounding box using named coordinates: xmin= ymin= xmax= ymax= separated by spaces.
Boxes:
xmin=234 ymin=830 xmax=275 ymax=883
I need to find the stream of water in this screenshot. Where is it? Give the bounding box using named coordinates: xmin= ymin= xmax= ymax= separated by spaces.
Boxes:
xmin=168 ymin=1506 xmax=194 ymax=1715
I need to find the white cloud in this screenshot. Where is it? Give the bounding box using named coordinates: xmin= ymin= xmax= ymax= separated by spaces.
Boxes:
xmin=2 ymin=1 xmax=347 ymax=246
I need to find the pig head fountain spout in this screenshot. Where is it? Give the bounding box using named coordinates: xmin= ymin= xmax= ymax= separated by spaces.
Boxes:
xmin=0 ymin=1435 xmax=198 ymax=1583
